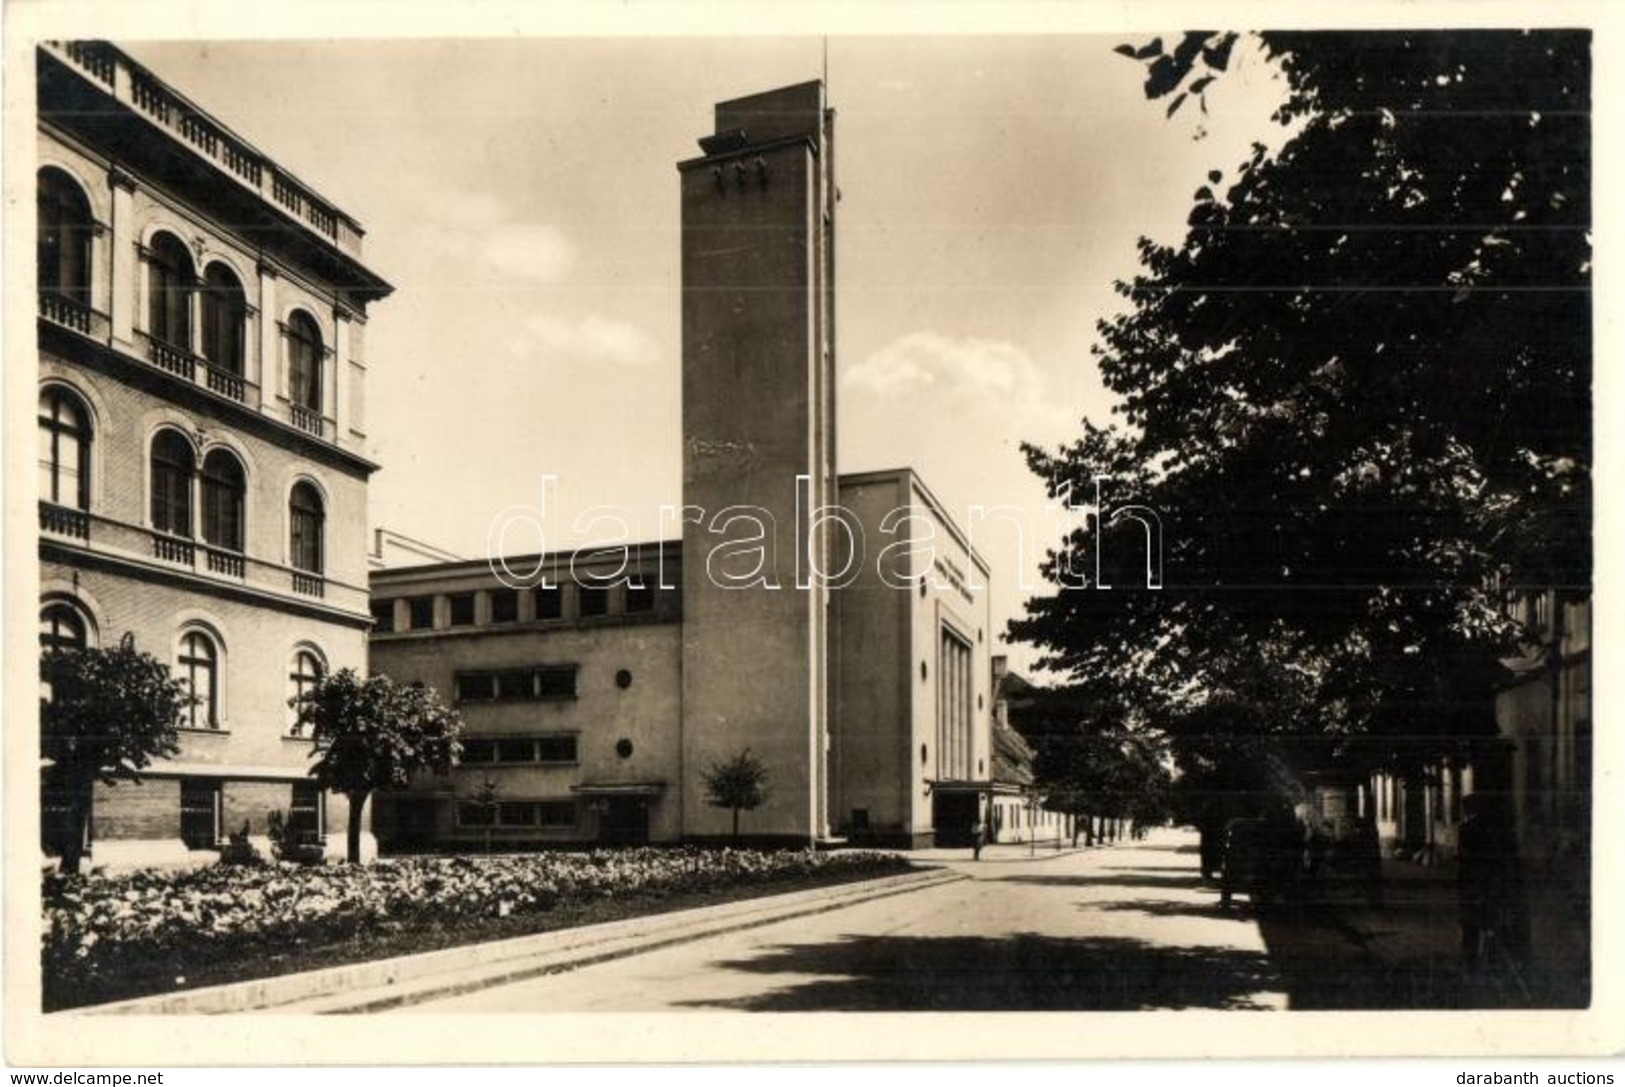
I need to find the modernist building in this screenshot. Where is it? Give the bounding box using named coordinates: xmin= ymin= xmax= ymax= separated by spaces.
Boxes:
xmin=35 ymin=41 xmax=392 ymax=867
xmin=370 ymin=84 xmax=998 ymax=849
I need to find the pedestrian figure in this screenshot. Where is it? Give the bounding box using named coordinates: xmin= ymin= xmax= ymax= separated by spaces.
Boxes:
xmin=1458 ymin=793 xmax=1531 ymax=973
xmin=971 ymin=821 xmax=986 ymax=861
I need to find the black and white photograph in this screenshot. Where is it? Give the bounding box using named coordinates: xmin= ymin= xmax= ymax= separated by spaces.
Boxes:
xmin=5 ymin=0 xmax=1620 ymax=1072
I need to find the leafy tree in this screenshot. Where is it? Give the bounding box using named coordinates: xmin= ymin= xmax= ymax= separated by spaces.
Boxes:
xmin=1014 ymin=31 xmax=1590 ymax=775
xmin=702 ymin=748 xmax=770 ymax=845
xmin=291 ymin=669 xmax=463 ymax=863
xmin=40 ymin=634 xmax=189 ymax=874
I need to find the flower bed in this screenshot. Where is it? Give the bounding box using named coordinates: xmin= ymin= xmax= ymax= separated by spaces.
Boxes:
xmin=42 ymin=848 xmax=911 ymax=1010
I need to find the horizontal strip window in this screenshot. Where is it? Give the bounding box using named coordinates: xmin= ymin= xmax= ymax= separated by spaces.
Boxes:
xmin=455 ymin=665 xmax=577 ymax=703
xmin=456 ymin=800 xmax=577 ymax=829
xmin=461 ymin=734 xmax=579 ymax=765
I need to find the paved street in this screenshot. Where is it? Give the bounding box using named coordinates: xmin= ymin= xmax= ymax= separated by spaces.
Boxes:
xmin=399 ymin=828 xmax=1300 ymax=1012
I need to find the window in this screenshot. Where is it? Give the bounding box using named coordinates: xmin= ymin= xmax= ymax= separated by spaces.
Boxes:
xmin=407 ymin=596 xmax=435 ymax=630
xmin=461 ymin=738 xmax=497 ymax=763
xmin=536 ymin=735 xmax=578 ymax=764
xmin=490 ymin=589 xmax=520 ymax=624
xmin=370 ymin=599 xmax=395 ymax=633
xmin=40 ymin=602 xmax=89 ymax=654
xmin=200 ymin=449 xmax=245 ymax=552
xmin=625 ymin=584 xmax=655 ymax=614
xmin=457 ymin=802 xmax=496 ymax=828
xmin=200 ymin=263 xmax=246 ymax=377
xmin=178 ymin=629 xmax=219 ymax=729
xmin=534 ymin=584 xmax=563 ymax=621
xmin=455 ymin=667 xmax=575 ymax=703
xmin=38 ymin=168 xmax=93 ymax=306
xmin=287 ymin=311 xmax=323 ymax=413
xmin=39 ymin=386 xmax=91 ymax=510
xmin=495 ymin=669 xmax=534 ymax=700
xmin=448 ymin=593 xmax=476 ymax=627
xmin=536 ymin=666 xmax=577 ymax=700
xmin=497 ymin=739 xmax=535 ymax=763
xmin=578 ymin=584 xmax=610 ymax=618
xmin=455 ymin=673 xmax=497 ymax=702
xmin=148 ymin=232 xmax=194 ymax=351
xmin=180 ymin=779 xmax=222 ymax=849
xmin=150 ymin=428 xmax=195 ymax=537
xmin=937 ymin=627 xmax=973 ymax=780
xmin=289 ymin=782 xmax=325 ymax=840
xmin=287 ymin=649 xmax=324 ymax=736
xmin=537 ymin=801 xmax=577 ymax=829
xmin=289 ymin=481 xmax=324 ymax=573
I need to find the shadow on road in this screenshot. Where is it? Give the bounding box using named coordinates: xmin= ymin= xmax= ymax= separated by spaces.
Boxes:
xmin=675 ymin=932 xmax=1281 ymax=1012
xmin=992 ymin=872 xmax=1204 ymax=890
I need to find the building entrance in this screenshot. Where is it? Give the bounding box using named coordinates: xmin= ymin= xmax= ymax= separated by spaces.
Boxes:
xmin=598 ymin=797 xmax=649 ymax=846
xmin=932 ymin=792 xmax=980 ymax=848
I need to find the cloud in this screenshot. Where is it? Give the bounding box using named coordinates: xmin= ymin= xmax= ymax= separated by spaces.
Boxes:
xmin=846 ymin=331 xmax=1045 ymax=402
xmin=510 ymin=313 xmax=659 ymax=367
xmin=478 ymin=225 xmax=576 ymax=283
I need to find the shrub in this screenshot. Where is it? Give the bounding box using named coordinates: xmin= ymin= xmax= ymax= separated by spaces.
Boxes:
xmin=43 ymin=848 xmax=910 ymax=1009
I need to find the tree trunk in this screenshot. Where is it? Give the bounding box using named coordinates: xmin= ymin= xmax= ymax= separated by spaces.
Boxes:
xmin=346 ymin=791 xmax=368 ymax=864
xmin=731 ymin=806 xmax=740 ymax=846
xmin=58 ymin=781 xmax=94 ymax=876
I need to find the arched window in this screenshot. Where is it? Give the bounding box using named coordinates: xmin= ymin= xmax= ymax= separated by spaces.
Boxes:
xmin=200 ymin=449 xmax=245 ymax=552
xmin=178 ymin=629 xmax=219 ymax=729
xmin=200 ymin=263 xmax=246 ymax=377
xmin=287 ymin=312 xmax=323 ymax=413
xmin=38 ymin=386 xmax=92 ymax=510
xmin=289 ymin=481 xmax=324 ymax=574
xmin=151 ymin=428 xmax=195 ymax=537
xmin=40 ymin=601 xmax=90 ymax=654
xmin=287 ymin=648 xmax=325 ymax=736
xmin=38 ymin=168 xmax=93 ymax=305
xmin=148 ymin=232 xmax=194 ymax=351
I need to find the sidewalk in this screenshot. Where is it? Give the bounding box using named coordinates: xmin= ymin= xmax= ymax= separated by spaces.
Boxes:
xmin=1314 ymin=856 xmax=1590 ymax=1008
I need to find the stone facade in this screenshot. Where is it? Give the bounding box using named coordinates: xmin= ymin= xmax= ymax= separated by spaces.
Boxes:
xmin=35 ymin=41 xmax=390 ymax=869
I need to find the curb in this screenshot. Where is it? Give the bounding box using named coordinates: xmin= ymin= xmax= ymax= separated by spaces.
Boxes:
xmin=77 ymin=867 xmax=965 ymax=1016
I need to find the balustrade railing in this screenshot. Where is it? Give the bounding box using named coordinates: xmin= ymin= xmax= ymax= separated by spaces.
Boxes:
xmin=292 ymin=571 xmax=326 ymax=597
xmin=39 ymin=502 xmax=90 ymax=541
xmin=153 ymin=535 xmax=195 ymax=566
xmin=39 ymin=293 xmax=109 ymax=339
xmin=148 ymin=337 xmax=197 ymax=381
xmin=205 ymin=548 xmax=246 ymax=578
xmin=290 ymin=403 xmax=325 ymax=437
xmin=204 ymin=363 xmax=247 ymax=403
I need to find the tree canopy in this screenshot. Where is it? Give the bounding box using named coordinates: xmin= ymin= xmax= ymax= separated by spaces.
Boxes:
xmin=1012 ymin=31 xmax=1590 ymax=772
xmin=292 ymin=668 xmax=463 ymax=863
xmin=41 ymin=634 xmax=190 ymax=873
xmin=701 ymin=748 xmax=771 ymax=845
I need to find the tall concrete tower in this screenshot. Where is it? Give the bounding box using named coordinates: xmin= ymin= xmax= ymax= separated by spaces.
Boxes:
xmin=678 ymin=82 xmax=837 ymax=842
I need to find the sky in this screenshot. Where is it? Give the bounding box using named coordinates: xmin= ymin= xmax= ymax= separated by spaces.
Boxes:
xmin=117 ymin=31 xmax=1292 ymax=676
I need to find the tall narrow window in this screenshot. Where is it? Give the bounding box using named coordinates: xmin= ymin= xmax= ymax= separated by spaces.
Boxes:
xmin=38 ymin=387 xmax=91 ymax=510
xmin=200 ymin=449 xmax=245 ymax=552
xmin=289 ymin=481 xmax=324 ymax=574
xmin=287 ymin=648 xmax=324 ymax=736
xmin=287 ymin=312 xmax=323 ymax=413
xmin=39 ymin=602 xmax=89 ymax=654
xmin=148 ymin=232 xmax=194 ymax=351
xmin=200 ymin=263 xmax=246 ymax=377
xmin=178 ymin=630 xmax=219 ymax=729
xmin=150 ymin=429 xmax=195 ymax=537
xmin=180 ymin=779 xmax=222 ymax=849
xmin=37 ymin=168 xmax=93 ymax=306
